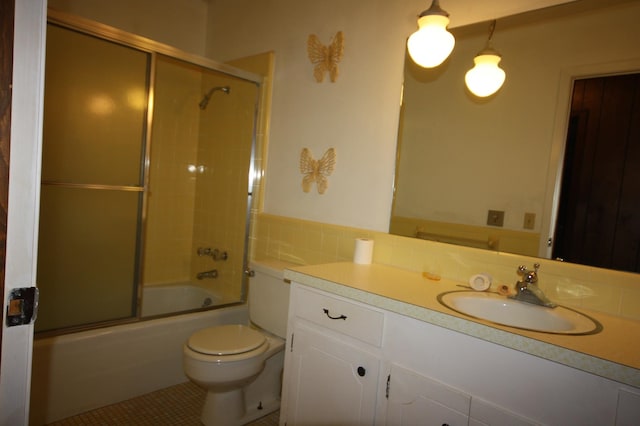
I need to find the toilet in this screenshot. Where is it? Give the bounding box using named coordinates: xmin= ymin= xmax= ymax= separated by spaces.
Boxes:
xmin=183 ymin=261 xmax=290 ymax=426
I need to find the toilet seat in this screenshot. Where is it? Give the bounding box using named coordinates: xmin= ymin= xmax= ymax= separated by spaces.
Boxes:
xmin=187 ymin=324 xmax=267 ymax=356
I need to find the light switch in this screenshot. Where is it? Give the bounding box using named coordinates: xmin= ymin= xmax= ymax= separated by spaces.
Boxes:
xmin=524 ymin=213 xmax=536 ymax=230
xmin=487 ymin=210 xmax=504 ymax=227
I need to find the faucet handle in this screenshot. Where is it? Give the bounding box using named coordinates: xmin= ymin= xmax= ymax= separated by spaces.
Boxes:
xmin=518 ymin=263 xmax=540 ymax=284
xmin=517 ymin=265 xmax=527 ymax=275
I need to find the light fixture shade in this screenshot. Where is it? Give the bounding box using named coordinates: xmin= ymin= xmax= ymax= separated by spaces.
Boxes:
xmin=407 ymin=14 xmax=455 ymax=68
xmin=464 ymin=53 xmax=505 ymax=97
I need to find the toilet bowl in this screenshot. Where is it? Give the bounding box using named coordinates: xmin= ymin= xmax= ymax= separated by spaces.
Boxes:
xmin=183 ymin=261 xmax=290 ymax=426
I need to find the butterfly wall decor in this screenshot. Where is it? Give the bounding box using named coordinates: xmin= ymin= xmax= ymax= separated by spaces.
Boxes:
xmin=299 ymin=148 xmax=336 ymax=194
xmin=307 ymin=31 xmax=344 ymax=83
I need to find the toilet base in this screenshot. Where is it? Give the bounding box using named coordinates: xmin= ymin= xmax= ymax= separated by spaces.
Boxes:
xmin=200 ymin=388 xmax=281 ymax=426
xmin=199 ymin=350 xmax=284 ymax=426
xmin=202 ymin=388 xmax=244 ymax=426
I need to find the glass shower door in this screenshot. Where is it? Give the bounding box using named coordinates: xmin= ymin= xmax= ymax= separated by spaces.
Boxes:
xmin=36 ymin=24 xmax=149 ymax=332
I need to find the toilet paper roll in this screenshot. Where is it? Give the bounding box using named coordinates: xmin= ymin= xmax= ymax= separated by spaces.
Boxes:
xmin=469 ymin=273 xmax=492 ymax=291
xmin=353 ymin=238 xmax=374 ymax=264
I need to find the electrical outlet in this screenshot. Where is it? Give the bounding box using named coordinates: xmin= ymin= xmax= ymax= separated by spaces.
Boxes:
xmin=524 ymin=212 xmax=536 ymax=230
xmin=487 ymin=210 xmax=504 ymax=227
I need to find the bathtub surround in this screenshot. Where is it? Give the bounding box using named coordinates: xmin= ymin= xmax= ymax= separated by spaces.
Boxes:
xmin=141 ymin=284 xmax=232 ymax=317
xmin=252 ymin=213 xmax=640 ymax=321
xmin=36 ymin=13 xmax=266 ymax=333
xmin=30 ymin=305 xmax=248 ymax=425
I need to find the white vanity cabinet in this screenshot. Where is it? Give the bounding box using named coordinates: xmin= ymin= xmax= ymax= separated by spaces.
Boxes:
xmin=386 ymin=363 xmax=471 ymax=426
xmin=282 ymin=281 xmax=639 ymax=425
xmin=281 ymin=284 xmax=385 ymax=425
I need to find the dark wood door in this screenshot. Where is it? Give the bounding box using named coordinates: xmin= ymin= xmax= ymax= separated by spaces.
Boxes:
xmin=553 ymin=73 xmax=640 ymax=273
xmin=0 ymin=0 xmax=15 ymax=352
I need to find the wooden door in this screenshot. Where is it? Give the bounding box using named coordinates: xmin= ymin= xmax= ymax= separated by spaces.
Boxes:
xmin=0 ymin=0 xmax=14 ymax=357
xmin=553 ymin=73 xmax=640 ymax=273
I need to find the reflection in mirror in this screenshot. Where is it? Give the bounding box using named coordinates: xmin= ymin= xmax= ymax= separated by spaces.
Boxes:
xmin=391 ymin=0 xmax=640 ymax=274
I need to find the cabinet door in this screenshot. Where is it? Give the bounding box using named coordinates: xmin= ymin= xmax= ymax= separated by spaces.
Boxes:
xmin=285 ymin=321 xmax=381 ymax=425
xmin=469 ymin=397 xmax=537 ymax=426
xmin=386 ymin=364 xmax=470 ymax=426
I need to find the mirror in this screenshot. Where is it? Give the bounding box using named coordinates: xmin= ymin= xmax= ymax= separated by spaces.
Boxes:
xmin=391 ymin=0 xmax=640 ymax=273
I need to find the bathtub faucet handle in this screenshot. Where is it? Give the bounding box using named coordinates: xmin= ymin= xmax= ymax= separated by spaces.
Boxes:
xmin=197 ymin=247 xmax=228 ymax=261
xmin=214 ymin=249 xmax=228 ymax=261
xmin=197 ymin=247 xmax=213 ymax=257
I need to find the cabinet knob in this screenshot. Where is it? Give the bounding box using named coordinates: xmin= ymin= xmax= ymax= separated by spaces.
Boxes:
xmin=357 ymin=366 xmax=366 ymax=377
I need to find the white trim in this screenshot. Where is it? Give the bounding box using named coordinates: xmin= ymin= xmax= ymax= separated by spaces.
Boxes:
xmin=0 ymin=0 xmax=47 ymax=424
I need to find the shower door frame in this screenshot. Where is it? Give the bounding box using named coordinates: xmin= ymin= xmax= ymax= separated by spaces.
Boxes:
xmin=40 ymin=9 xmax=263 ymax=335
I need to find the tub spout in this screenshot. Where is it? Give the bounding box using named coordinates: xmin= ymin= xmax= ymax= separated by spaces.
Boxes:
xmin=197 ymin=269 xmax=218 ymax=280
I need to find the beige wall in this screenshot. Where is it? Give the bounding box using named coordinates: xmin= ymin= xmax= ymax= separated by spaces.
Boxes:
xmin=48 ymin=0 xmax=209 ymax=55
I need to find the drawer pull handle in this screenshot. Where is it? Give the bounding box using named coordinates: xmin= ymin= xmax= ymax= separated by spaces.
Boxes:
xmin=323 ymin=308 xmax=347 ymax=320
xmin=357 ymin=366 xmax=366 ymax=377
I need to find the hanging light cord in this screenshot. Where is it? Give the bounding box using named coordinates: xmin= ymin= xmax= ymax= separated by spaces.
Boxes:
xmin=487 ymin=20 xmax=497 ymax=43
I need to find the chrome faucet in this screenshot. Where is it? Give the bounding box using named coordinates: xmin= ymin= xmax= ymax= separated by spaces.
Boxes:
xmin=196 ymin=269 xmax=218 ymax=280
xmin=508 ymin=263 xmax=557 ymax=308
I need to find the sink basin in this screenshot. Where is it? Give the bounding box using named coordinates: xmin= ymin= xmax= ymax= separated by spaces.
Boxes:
xmin=437 ymin=291 xmax=602 ymax=335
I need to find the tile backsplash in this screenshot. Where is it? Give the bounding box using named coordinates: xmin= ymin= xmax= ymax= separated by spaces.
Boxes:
xmin=251 ymin=213 xmax=640 ymax=321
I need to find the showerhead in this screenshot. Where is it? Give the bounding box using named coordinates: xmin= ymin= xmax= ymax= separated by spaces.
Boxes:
xmin=199 ymin=85 xmax=230 ymax=110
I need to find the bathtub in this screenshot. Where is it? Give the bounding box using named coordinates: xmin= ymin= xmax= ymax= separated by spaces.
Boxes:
xmin=29 ymin=304 xmax=248 ymax=425
xmin=141 ymin=283 xmax=225 ymax=317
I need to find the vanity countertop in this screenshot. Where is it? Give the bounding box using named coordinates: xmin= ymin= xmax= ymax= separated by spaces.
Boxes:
xmin=283 ymin=261 xmax=640 ymax=389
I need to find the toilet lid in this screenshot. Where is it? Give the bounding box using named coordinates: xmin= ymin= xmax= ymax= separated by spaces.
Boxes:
xmin=187 ymin=324 xmax=266 ymax=356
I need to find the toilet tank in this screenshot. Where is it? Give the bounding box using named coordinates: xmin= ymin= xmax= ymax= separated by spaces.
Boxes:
xmin=248 ymin=260 xmax=291 ymax=338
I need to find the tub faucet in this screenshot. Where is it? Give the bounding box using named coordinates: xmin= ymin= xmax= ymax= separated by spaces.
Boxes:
xmin=197 ymin=269 xmax=218 ymax=280
xmin=197 ymin=247 xmax=228 ymax=261
xmin=508 ymin=263 xmax=557 ymax=308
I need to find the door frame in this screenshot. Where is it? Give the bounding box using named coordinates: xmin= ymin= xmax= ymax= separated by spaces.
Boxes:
xmin=0 ymin=0 xmax=47 ymax=424
xmin=540 ymin=58 xmax=640 ymax=259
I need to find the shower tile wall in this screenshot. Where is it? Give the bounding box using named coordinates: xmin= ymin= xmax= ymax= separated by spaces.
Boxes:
xmin=143 ymin=57 xmax=200 ymax=286
xmin=190 ymin=73 xmax=258 ymax=302
xmin=145 ymin=54 xmax=264 ymax=305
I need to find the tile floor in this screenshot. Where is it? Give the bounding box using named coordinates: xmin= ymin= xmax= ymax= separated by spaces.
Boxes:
xmin=47 ymin=381 xmax=279 ymax=426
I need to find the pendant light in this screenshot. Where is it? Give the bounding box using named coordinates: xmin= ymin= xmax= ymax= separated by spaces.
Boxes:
xmin=465 ymin=20 xmax=506 ymax=97
xmin=407 ymin=0 xmax=455 ymax=68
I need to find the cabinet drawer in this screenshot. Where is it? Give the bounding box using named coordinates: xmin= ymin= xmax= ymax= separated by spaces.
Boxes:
xmin=292 ymin=284 xmax=385 ymax=347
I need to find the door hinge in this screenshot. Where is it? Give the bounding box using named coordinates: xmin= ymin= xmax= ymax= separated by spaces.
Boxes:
xmin=290 ymin=332 xmax=294 ymax=352
xmin=386 ymin=374 xmax=391 ymax=399
xmin=6 ymin=287 xmax=39 ymax=327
